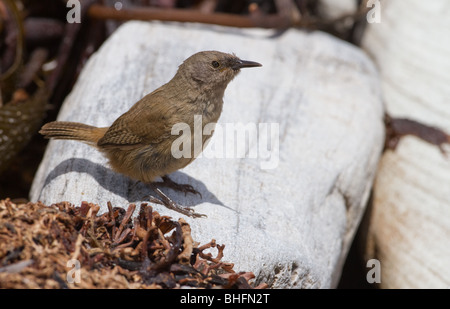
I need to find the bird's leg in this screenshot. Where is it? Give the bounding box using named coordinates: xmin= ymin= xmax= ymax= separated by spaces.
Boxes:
xmin=147 ymin=183 xmax=206 ymax=218
xmin=157 ymin=175 xmax=202 ymax=198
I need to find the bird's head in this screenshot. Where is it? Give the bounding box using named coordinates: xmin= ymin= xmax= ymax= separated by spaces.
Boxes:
xmin=178 ymin=51 xmax=262 ymax=90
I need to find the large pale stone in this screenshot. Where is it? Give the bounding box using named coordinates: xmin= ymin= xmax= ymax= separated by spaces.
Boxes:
xmin=30 ymin=21 xmax=384 ymax=288
xmin=362 ymin=0 xmax=450 ymax=288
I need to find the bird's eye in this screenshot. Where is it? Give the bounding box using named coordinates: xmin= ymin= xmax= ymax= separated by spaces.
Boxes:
xmin=211 ymin=61 xmax=220 ymax=68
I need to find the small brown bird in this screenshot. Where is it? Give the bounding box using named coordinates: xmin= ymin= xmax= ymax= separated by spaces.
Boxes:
xmin=40 ymin=51 xmax=261 ymax=217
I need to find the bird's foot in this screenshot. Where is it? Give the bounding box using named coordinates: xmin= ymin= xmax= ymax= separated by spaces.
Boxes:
xmin=157 ymin=175 xmax=202 ymax=198
xmin=147 ymin=183 xmax=206 ymax=218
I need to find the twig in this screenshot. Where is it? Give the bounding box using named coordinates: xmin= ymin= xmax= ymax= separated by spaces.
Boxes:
xmin=114 ymin=203 xmax=135 ymax=242
xmin=0 ymin=259 xmax=33 ymax=273
xmin=177 ymin=218 xmax=193 ymax=265
xmin=70 ymin=233 xmax=85 ymax=261
xmin=88 ymin=4 xmax=291 ymax=29
xmin=107 ymin=201 xmax=116 ymax=238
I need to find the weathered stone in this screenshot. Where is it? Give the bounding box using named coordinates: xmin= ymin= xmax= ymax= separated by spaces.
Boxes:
xmin=362 ymin=0 xmax=450 ymax=288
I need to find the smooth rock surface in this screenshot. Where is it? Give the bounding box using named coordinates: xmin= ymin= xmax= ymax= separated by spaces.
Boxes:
xmin=362 ymin=0 xmax=450 ymax=288
xmin=31 ymin=21 xmax=384 ymax=288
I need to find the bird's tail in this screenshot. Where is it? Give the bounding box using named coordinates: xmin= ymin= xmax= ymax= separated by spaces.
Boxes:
xmin=39 ymin=121 xmax=107 ymax=145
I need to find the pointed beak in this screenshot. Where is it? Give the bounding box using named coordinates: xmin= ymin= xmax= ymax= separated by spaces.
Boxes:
xmin=232 ymin=59 xmax=262 ymax=70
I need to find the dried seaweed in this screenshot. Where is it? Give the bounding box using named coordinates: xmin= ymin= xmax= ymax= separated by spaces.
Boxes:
xmin=0 ymin=199 xmax=267 ymax=289
xmin=384 ymin=114 xmax=450 ymax=155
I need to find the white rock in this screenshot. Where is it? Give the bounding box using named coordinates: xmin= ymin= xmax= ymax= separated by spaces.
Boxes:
xmin=362 ymin=0 xmax=450 ymax=288
xmin=30 ymin=21 xmax=384 ymax=288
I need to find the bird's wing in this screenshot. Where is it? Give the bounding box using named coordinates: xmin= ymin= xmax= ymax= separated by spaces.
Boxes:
xmin=97 ymin=93 xmax=176 ymax=147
